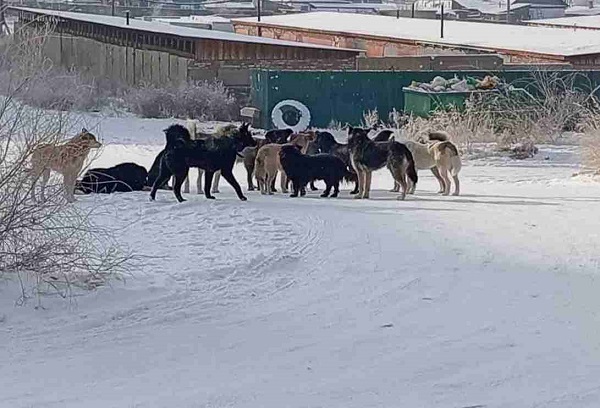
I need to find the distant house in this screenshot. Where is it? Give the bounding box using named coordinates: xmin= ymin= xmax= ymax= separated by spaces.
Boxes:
xmin=452 ymin=0 xmax=530 ymax=21
xmin=452 ymin=0 xmax=566 ymax=20
xmin=516 ymin=0 xmax=568 ymax=19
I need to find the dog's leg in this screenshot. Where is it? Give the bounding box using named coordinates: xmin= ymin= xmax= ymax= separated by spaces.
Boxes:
xmin=290 ymin=179 xmax=299 ymax=197
xmin=406 ymin=175 xmax=415 ymax=195
xmin=257 ymin=175 xmax=265 ymax=195
xmin=221 ymin=169 xmax=247 ymax=201
xmin=204 ymin=171 xmax=216 ymax=199
xmin=38 ymin=168 xmax=51 ymax=202
xmin=452 ymin=174 xmax=460 ymax=196
xmin=267 ymin=171 xmax=277 ymax=195
xmin=438 ymin=166 xmax=451 ymax=196
xmin=246 ymin=163 xmax=255 ymax=191
xmin=388 ymin=165 xmax=408 ymax=201
xmin=270 ymin=177 xmax=277 ymax=193
xmin=300 ymin=184 xmax=307 ymax=197
xmin=353 ymin=169 xmax=364 ymax=199
xmin=431 ymin=167 xmax=445 ymax=194
xmin=390 ymin=181 xmax=400 ymax=193
xmin=212 ymin=171 xmax=221 ymax=194
xmin=196 ymin=168 xmax=203 ymax=194
xmin=63 ymin=171 xmax=77 ymax=203
xmin=173 ymin=170 xmax=188 ymax=203
xmin=320 ymin=182 xmax=331 ymax=198
xmin=281 ymin=171 xmax=288 ymax=194
xmin=150 ymin=166 xmax=173 ymax=201
xmin=363 ymin=171 xmax=372 ymax=199
xmin=350 ymin=177 xmax=359 ymax=195
xmin=331 ymin=180 xmax=340 ymax=198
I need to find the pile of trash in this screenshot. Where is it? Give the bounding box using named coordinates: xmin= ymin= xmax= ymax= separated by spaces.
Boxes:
xmin=408 ymin=75 xmax=504 ymax=93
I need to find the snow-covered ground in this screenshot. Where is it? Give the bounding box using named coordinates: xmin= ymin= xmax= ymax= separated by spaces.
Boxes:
xmin=2 ymin=115 xmax=600 ymax=408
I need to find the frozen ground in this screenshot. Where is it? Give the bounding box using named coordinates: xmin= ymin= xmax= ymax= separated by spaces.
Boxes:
xmin=2 ymin=115 xmax=600 ymax=408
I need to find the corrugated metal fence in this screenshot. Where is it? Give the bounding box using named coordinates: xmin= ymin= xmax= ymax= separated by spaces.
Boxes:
xmin=250 ymin=70 xmax=600 ymax=129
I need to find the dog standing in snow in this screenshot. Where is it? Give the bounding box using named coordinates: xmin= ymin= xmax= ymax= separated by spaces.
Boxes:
xmin=183 ymin=119 xmax=221 ymax=195
xmin=392 ymin=131 xmax=462 ymax=196
xmin=29 ymin=128 xmax=102 ymax=203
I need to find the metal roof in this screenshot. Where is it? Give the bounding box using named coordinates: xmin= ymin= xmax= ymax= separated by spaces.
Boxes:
xmin=233 ymin=11 xmax=600 ymax=57
xmin=11 ymin=7 xmax=360 ymax=52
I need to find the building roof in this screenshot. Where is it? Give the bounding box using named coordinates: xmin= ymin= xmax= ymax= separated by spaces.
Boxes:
xmin=565 ymin=5 xmax=600 ymax=15
xmin=513 ymin=0 xmax=567 ymax=5
xmin=530 ymin=14 xmax=600 ymax=27
xmin=11 ymin=7 xmax=359 ymax=52
xmin=308 ymin=2 xmax=398 ymax=9
xmin=152 ymin=15 xmax=232 ymax=24
xmin=454 ymin=0 xmax=530 ymax=15
xmin=233 ymin=11 xmax=600 ymax=57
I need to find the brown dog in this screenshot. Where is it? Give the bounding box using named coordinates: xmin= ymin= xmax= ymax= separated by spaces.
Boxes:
xmin=29 ymin=128 xmax=102 ymax=202
xmin=254 ymin=132 xmax=315 ymax=195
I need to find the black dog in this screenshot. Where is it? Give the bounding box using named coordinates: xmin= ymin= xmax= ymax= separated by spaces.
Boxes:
xmin=315 ymin=131 xmax=359 ymax=194
xmin=76 ymin=162 xmax=148 ymax=194
xmin=147 ymin=150 xmax=171 ymax=190
xmin=347 ymin=127 xmax=418 ymax=200
xmin=279 ymin=144 xmax=350 ymax=198
xmin=372 ymin=129 xmax=394 ymax=142
xmin=150 ymin=123 xmax=256 ymax=202
xmin=265 ymin=128 xmax=293 ymax=144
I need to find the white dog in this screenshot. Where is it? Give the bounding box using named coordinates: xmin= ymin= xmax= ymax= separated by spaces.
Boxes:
xmin=393 ymin=131 xmax=462 ymax=196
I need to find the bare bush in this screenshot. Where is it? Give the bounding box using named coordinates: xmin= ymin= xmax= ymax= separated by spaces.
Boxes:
xmin=362 ymin=108 xmax=380 ymax=129
xmin=0 ymin=24 xmax=132 ymax=303
xmin=123 ymin=80 xmax=237 ymax=120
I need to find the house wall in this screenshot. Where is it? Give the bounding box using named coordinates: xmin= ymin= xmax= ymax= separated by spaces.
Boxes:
xmin=528 ymin=7 xmax=566 ymax=19
xmin=357 ymin=54 xmax=504 ymax=70
xmin=235 ymin=23 xmax=476 ymax=57
xmin=234 ymin=22 xmax=590 ymax=65
xmin=43 ymin=33 xmax=190 ymax=86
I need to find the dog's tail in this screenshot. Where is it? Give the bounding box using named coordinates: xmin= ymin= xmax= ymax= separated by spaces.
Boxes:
xmin=428 ymin=131 xmax=449 ymax=142
xmin=390 ymin=142 xmax=418 ymax=186
xmin=254 ymin=149 xmax=266 ymax=181
xmin=439 ymin=140 xmax=460 ymax=157
xmin=405 ymin=150 xmax=418 ymax=186
xmin=342 ymin=167 xmax=355 ymax=184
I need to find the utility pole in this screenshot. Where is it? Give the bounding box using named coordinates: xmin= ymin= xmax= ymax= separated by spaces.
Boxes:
xmin=506 ymin=0 xmax=511 ymax=23
xmin=257 ymin=0 xmax=262 ymax=36
xmin=440 ymin=3 xmax=444 ymax=38
xmin=0 ymin=0 xmax=9 ymax=36
xmin=112 ymin=0 xmax=116 ymax=16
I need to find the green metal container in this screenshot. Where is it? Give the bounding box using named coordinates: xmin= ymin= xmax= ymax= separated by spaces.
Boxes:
xmin=403 ymin=87 xmax=490 ymax=117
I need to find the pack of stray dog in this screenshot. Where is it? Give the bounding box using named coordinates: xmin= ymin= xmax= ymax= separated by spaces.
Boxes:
xmin=34 ymin=121 xmax=462 ymax=204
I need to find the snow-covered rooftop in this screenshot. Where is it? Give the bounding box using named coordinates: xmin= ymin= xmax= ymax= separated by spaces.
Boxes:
xmin=565 ymin=5 xmax=600 ymax=15
xmin=233 ymin=11 xmax=600 ymax=57
xmin=152 ymin=15 xmax=232 ymax=24
xmin=11 ymin=7 xmax=359 ymax=52
xmin=530 ymin=14 xmax=600 ymax=28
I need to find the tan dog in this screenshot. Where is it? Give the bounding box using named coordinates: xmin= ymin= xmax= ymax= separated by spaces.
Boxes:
xmin=428 ymin=132 xmax=462 ymax=196
xmin=254 ymin=132 xmax=315 ymax=195
xmin=29 ymin=128 xmax=102 ymax=202
xmin=394 ymin=131 xmax=461 ymax=195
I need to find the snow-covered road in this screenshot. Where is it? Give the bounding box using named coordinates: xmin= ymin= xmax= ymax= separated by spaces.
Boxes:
xmin=2 ymin=137 xmax=600 ymax=407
